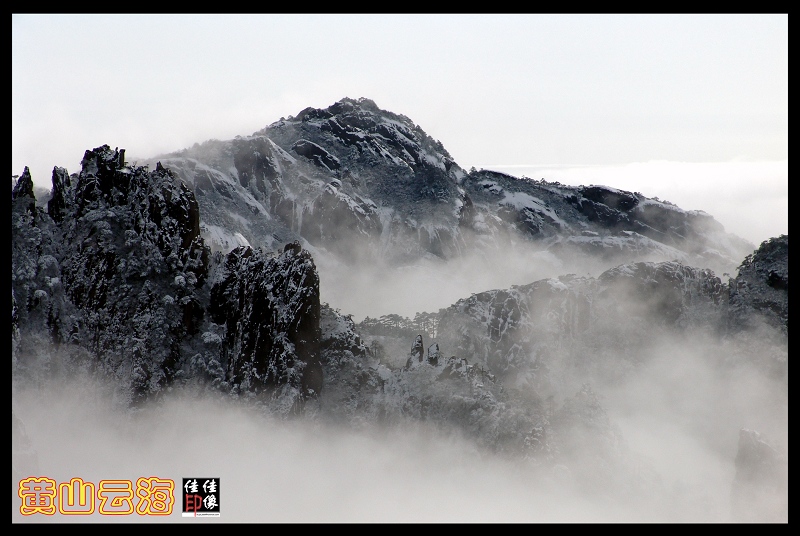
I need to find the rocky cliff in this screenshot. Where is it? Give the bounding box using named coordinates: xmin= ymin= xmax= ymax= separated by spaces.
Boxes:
xmin=147 ymin=98 xmax=752 ymax=279
xmin=12 ymin=146 xmax=322 ymax=411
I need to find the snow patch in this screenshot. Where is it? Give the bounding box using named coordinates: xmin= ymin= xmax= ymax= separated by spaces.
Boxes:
xmin=201 ymin=224 xmax=251 ymax=253
xmin=501 ymin=191 xmax=568 ymax=228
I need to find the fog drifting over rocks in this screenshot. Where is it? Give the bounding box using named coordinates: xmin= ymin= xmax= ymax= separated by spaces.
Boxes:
xmin=13 ymin=320 xmax=788 ymax=523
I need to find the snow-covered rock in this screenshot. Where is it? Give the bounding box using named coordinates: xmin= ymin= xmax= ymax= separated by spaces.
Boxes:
xmin=208 ymin=242 xmax=323 ymax=401
xmin=728 ymin=235 xmax=788 ymax=336
xmin=143 ymin=98 xmax=752 ymax=280
xmin=12 ymin=146 xmax=323 ymax=412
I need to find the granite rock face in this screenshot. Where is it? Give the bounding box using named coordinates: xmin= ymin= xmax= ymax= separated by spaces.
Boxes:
xmin=208 ymin=243 xmax=322 ymax=399
xmin=146 ymin=98 xmax=752 ymax=278
xmin=430 ymin=260 xmax=729 ymax=390
xmin=12 ymin=146 xmax=323 ymax=410
xmin=728 ymin=235 xmax=789 ymax=335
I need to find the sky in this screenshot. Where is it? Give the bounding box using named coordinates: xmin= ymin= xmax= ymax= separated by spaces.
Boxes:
xmin=12 ymin=14 xmax=788 ymax=247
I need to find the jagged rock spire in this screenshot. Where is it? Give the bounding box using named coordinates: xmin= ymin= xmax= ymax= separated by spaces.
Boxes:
xmin=12 ymin=166 xmax=35 ymax=200
xmin=405 ymin=334 xmax=425 ymax=369
xmin=411 ymin=334 xmax=424 ymax=362
xmin=427 ymin=342 xmax=440 ymax=366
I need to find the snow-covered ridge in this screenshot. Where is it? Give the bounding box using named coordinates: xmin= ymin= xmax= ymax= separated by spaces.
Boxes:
xmin=130 ymin=98 xmax=754 ymax=285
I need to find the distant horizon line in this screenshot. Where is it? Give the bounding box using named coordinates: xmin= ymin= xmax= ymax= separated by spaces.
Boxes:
xmin=476 ymin=158 xmax=788 ymax=169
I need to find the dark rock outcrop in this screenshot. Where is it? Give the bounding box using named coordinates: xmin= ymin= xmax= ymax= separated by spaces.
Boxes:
xmin=406 ymin=334 xmax=425 ymax=368
xmin=12 ymin=166 xmax=36 ymax=201
xmin=463 ymin=172 xmax=751 ymax=276
xmin=208 ymin=243 xmax=322 ymax=399
xmin=12 ymin=146 xmax=324 ymax=410
xmin=301 ymin=180 xmax=382 ymax=259
xmin=728 ymin=235 xmax=788 ymax=335
xmin=292 ymin=139 xmax=341 ymax=171
xmin=434 ymin=260 xmax=732 ymax=390
xmin=596 ymin=261 xmax=725 ymax=327
xmin=426 ymin=342 xmax=440 ymax=366
xmin=140 ymin=98 xmax=753 ymax=283
xmin=151 ymin=97 xmax=468 ymax=264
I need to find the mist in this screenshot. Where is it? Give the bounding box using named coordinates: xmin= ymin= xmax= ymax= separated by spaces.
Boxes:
xmin=313 ymin=241 xmax=568 ymax=323
xmin=11 ymin=376 xmax=629 ymax=523
xmin=313 ymin=226 xmax=742 ymax=325
xmin=12 ymin=312 xmax=788 ymax=523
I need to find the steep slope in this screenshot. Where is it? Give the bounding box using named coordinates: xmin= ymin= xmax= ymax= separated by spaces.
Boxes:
xmin=149 ymin=97 xmax=464 ymax=263
xmin=354 ymin=259 xmax=732 ymax=389
xmin=12 ymin=146 xmax=322 ymax=411
xmin=144 ymin=98 xmax=753 ymax=318
xmin=728 ymin=234 xmax=788 ymax=335
xmin=358 ymin=235 xmax=788 ymax=395
xmin=207 ymin=242 xmax=323 ymax=398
